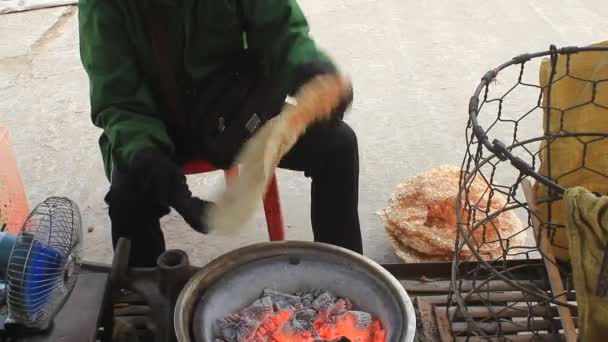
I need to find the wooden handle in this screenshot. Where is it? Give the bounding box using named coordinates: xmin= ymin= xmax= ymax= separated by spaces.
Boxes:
xmin=521 ymin=179 xmax=577 ymax=341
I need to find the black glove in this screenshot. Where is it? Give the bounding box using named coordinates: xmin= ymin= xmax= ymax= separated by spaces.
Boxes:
xmin=129 ymin=148 xmax=212 ymax=234
xmin=172 ymin=196 xmax=214 ymax=234
xmin=129 ymin=148 xmax=185 ymax=210
xmin=292 ymin=61 xmax=354 ymax=120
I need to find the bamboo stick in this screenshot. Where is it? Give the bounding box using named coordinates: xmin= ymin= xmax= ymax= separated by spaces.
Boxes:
xmin=521 ymin=179 xmax=577 ymax=341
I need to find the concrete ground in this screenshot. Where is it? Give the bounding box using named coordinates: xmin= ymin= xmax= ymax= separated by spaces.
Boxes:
xmin=1 ymin=1 xmax=607 ymax=266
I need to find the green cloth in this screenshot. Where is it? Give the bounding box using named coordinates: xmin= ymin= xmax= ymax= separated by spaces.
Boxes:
xmin=565 ymin=186 xmax=608 ymax=341
xmin=78 ymin=0 xmax=334 ymax=178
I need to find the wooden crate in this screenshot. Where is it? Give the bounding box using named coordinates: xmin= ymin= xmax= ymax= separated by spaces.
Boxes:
xmin=384 ymin=260 xmax=576 ymax=341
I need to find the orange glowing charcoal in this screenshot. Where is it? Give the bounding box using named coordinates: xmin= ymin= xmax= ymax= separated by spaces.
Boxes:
xmin=217 ymin=289 xmax=386 ymax=342
xmin=314 ymin=311 xmax=384 ymax=342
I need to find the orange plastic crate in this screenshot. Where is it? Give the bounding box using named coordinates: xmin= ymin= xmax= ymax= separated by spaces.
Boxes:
xmin=0 ymin=126 xmax=29 ymax=233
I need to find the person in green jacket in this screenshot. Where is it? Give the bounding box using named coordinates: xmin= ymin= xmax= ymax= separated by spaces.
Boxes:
xmin=79 ymin=0 xmax=362 ymax=266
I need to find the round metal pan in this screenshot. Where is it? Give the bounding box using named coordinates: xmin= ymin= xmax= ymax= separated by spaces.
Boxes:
xmin=174 ymin=241 xmax=415 ymax=342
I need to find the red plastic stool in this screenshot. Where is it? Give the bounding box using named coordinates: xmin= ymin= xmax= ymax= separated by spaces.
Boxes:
xmin=182 ymin=161 xmax=285 ymax=241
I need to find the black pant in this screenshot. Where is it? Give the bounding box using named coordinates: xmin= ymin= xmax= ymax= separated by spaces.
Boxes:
xmin=106 ymin=121 xmax=362 ymax=267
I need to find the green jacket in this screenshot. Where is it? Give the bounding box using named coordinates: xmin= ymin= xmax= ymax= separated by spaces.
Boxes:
xmin=78 ymin=0 xmax=334 ymax=178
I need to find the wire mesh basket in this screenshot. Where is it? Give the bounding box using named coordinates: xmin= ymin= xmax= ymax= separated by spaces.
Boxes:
xmin=0 ymin=126 xmax=29 ymax=233
xmin=449 ymin=44 xmax=608 ymax=340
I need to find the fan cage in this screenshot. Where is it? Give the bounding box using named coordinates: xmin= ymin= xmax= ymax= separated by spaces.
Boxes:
xmin=449 ymin=45 xmax=608 ymax=339
xmin=6 ymin=197 xmax=82 ymax=328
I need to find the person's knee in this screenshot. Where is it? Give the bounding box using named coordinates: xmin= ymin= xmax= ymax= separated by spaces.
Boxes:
xmin=106 ymin=172 xmax=137 ymax=209
xmin=106 ymin=187 xmax=131 ymax=212
xmin=106 ymin=171 xmax=169 ymax=220
xmin=288 ymin=121 xmax=359 ymax=177
xmin=329 ymin=122 xmax=358 ymax=159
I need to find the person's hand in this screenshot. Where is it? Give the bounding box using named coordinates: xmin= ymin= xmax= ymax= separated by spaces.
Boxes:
xmin=129 ymin=148 xmax=212 ymax=234
xmin=332 ymin=82 xmax=353 ymax=120
xmin=293 ymin=62 xmax=353 ymax=121
xmin=172 ymin=196 xmax=214 ymax=234
xmin=130 ymin=148 xmax=184 ymax=210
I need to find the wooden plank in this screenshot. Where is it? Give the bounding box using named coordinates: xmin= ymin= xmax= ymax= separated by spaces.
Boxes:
xmin=421 ymin=291 xmax=575 ymax=305
xmin=417 ymin=297 xmax=440 ymax=341
xmin=521 ymin=179 xmax=577 ymax=342
xmin=383 ymin=259 xmax=546 ymax=281
xmin=113 ymin=304 xmax=150 ymax=316
xmin=454 ymin=334 xmax=564 ymax=342
xmin=403 ymin=280 xmax=546 ymax=293
xmin=451 ymin=319 xmax=563 ymax=334
xmin=435 ymin=306 xmax=454 ymax=342
xmin=115 ymin=316 xmax=147 ymax=328
xmin=114 ymin=290 xmax=146 ymax=304
xmin=438 ymin=305 xmax=564 ymax=318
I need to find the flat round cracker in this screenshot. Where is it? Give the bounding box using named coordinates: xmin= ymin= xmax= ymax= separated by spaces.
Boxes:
xmin=380 ymin=165 xmax=525 ymax=262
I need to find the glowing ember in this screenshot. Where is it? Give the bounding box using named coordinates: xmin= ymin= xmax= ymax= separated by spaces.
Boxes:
xmin=216 ymin=289 xmax=386 ymax=342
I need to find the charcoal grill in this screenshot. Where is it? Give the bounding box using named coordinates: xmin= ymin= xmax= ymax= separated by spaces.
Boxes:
xmin=174 ymin=241 xmax=416 ymax=342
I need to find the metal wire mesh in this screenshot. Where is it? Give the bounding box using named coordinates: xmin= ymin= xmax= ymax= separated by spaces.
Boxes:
xmin=6 ymin=197 xmax=82 ymax=329
xmin=449 ymin=45 xmax=608 ymax=339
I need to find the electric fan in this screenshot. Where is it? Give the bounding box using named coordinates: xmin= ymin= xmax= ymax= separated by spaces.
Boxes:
xmin=0 ymin=197 xmax=82 ymax=331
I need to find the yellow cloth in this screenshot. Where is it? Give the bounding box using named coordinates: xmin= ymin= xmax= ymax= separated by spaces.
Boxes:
xmin=534 ymin=41 xmax=608 ymax=261
xmin=565 ymin=187 xmax=608 ymax=342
